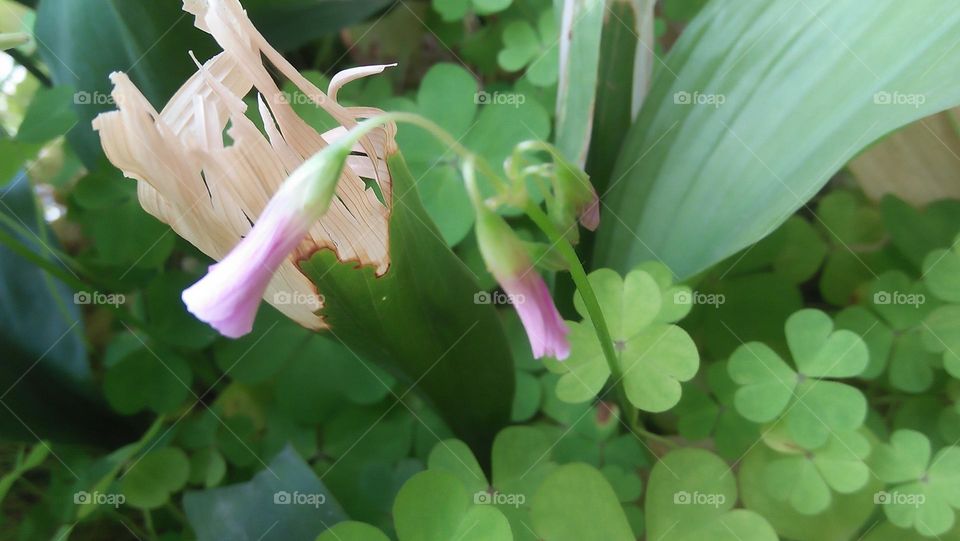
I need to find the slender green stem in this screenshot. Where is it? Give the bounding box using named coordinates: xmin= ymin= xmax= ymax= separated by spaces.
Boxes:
xmin=351 ymin=113 xmax=652 ymax=441
xmin=522 ymin=202 xmax=639 ymax=429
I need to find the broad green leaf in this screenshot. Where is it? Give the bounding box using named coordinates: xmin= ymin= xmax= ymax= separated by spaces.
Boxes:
xmin=531 ymin=463 xmax=634 ymax=541
xmin=554 ymin=0 xmax=604 ymax=166
xmin=14 ymin=85 xmax=77 ymax=144
xmin=299 ymin=152 xmax=514 ymax=461
xmin=646 ymin=448 xmax=777 ymax=541
xmin=595 ymin=0 xmax=960 ymax=279
xmin=0 ymin=180 xmax=127 ymax=444
xmin=184 ymin=446 xmax=347 ymax=541
xmin=244 ymin=0 xmax=393 ymax=51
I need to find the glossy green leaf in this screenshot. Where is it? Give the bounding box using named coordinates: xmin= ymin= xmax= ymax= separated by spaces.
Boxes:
xmin=0 ymin=180 xmax=129 ymax=444
xmin=299 ymin=152 xmax=514 ymax=460
xmin=244 ymin=0 xmax=393 ymax=51
xmin=35 ymin=0 xmax=217 ymax=167
xmin=184 ymin=446 xmax=347 ymax=541
xmin=595 ymin=0 xmax=960 ymax=279
xmin=554 ymin=0 xmax=604 ymax=165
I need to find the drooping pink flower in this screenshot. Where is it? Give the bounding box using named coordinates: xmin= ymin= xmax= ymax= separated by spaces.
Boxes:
xmin=181 ymin=137 xmax=355 ymax=338
xmin=474 ymin=200 xmax=570 ymax=360
xmin=577 ymin=186 xmax=600 ymax=231
xmin=181 ymin=205 xmax=313 ymax=337
xmin=502 ymin=271 xmax=571 ymax=359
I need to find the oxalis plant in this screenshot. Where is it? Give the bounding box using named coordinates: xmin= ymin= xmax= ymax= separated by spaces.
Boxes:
xmin=3 ymin=0 xmax=960 ymax=540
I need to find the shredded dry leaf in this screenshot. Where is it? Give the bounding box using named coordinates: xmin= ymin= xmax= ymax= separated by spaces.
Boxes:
xmin=93 ymin=0 xmax=396 ymax=330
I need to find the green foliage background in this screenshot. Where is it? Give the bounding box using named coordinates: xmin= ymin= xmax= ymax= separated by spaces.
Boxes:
xmin=1 ymin=0 xmax=960 ymax=540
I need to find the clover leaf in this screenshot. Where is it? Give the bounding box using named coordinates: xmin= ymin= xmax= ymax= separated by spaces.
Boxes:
xmin=729 ymin=309 xmax=869 ymax=449
xmin=872 ymin=430 xmax=960 ymax=537
xmin=646 ymin=448 xmax=778 ymax=541
xmin=432 ymin=0 xmax=513 ymax=22
xmin=868 ymin=271 xmax=936 ymax=331
xmin=121 ymin=447 xmax=190 ymax=510
xmin=760 ymin=431 xmax=871 ymax=515
xmin=674 ymin=363 xmax=760 ymax=461
xmin=546 ymin=265 xmax=699 ymax=412
xmin=835 ymin=306 xmax=893 ymax=379
xmin=497 ymin=10 xmax=559 ymax=87
xmin=924 ymin=233 xmax=960 ymax=303
xmin=427 ymin=427 xmax=633 ymax=541
xmin=392 ymin=63 xmax=549 ymax=245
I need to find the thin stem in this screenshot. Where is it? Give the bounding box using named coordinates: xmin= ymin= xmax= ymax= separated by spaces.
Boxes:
xmin=6 ymin=49 xmax=53 ymax=88
xmin=523 ymin=202 xmax=639 ymax=430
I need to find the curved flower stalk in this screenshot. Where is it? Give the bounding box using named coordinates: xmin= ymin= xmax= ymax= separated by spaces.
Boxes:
xmin=93 ymin=0 xmax=397 ymax=334
xmin=464 ymin=159 xmax=571 ymax=360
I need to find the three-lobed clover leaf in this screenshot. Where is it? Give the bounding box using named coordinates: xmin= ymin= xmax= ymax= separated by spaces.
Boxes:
xmin=728 ymin=309 xmax=869 ymax=449
xmin=646 ymin=448 xmax=778 ymax=541
xmin=760 ymin=430 xmax=871 ymax=515
xmin=389 ymin=63 xmax=550 ymax=246
xmin=872 ymin=429 xmax=960 ymax=537
xmin=432 ymin=0 xmax=513 ymax=22
xmin=923 ymin=232 xmax=960 ymax=303
xmin=497 ymin=10 xmax=559 ymax=87
xmin=674 ymin=363 xmax=760 ymax=461
xmin=545 ymin=265 xmax=699 ymax=413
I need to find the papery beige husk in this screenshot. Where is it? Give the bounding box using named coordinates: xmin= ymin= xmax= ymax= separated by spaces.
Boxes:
xmin=93 ymin=0 xmax=397 ymax=330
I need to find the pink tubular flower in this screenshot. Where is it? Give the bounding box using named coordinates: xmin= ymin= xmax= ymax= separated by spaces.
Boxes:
xmin=182 ymin=138 xmax=354 ymax=338
xmin=474 ymin=201 xmax=570 ymax=360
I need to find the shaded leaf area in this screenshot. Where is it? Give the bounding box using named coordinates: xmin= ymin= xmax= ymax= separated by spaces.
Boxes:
xmin=33 ymin=0 xmax=388 ymax=168
xmin=184 ymin=446 xmax=347 ymax=541
xmin=0 ymin=179 xmax=133 ymax=445
xmin=300 ymin=152 xmax=515 ymax=461
xmin=244 ymin=0 xmax=394 ymax=51
xmin=595 ymin=0 xmax=960 ymax=279
xmin=34 ymin=0 xmax=218 ymax=167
